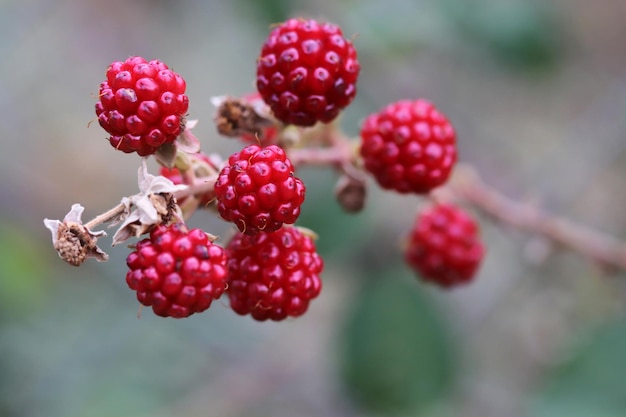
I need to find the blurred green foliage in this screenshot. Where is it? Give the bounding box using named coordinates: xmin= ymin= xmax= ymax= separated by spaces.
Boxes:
xmin=297 ymin=168 xmax=372 ymax=260
xmin=235 ymin=0 xmax=293 ymax=23
xmin=531 ymin=319 xmax=626 ymax=417
xmin=339 ymin=270 xmax=456 ymax=414
xmin=0 ymin=223 xmax=47 ymax=313
xmin=441 ymin=0 xmax=562 ymax=70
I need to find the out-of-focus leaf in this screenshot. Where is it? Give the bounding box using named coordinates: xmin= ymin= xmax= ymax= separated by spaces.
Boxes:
xmin=339 ymin=0 xmax=447 ymax=56
xmin=234 ymin=0 xmax=293 ymax=25
xmin=441 ymin=0 xmax=561 ymax=70
xmin=0 ymin=224 xmax=47 ymax=311
xmin=296 ymin=168 xmax=371 ymax=259
xmin=339 ymin=272 xmax=457 ymax=414
xmin=0 ymin=271 xmax=232 ymax=417
xmin=530 ymin=319 xmax=626 ymax=417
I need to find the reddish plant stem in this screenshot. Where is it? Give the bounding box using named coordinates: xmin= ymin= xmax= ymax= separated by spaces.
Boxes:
xmin=442 ymin=165 xmax=626 ymax=271
xmin=174 ymin=176 xmax=217 ymax=201
xmin=84 ymin=204 xmax=127 ymax=230
xmin=288 ymin=147 xmax=346 ymax=167
xmin=288 ymin=128 xmax=365 ymax=180
xmin=293 ymin=127 xmax=626 ymax=271
xmin=81 ymin=122 xmax=626 ymax=272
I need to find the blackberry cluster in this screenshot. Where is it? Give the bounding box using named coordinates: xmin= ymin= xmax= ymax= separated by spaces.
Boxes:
xmin=72 ymin=17 xmax=487 ymax=323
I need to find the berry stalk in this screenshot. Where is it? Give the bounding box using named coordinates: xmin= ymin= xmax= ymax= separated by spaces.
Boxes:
xmin=439 ymin=165 xmax=626 ymax=271
xmin=284 ymin=122 xmax=626 ymax=273
xmin=83 ymin=171 xmax=217 ymax=231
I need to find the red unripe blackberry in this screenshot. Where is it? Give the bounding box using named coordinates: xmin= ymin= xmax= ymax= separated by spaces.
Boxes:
xmin=256 ymin=18 xmax=360 ymax=127
xmin=95 ymin=56 xmax=189 ymax=156
xmin=405 ymin=204 xmax=484 ymax=287
xmin=125 ymin=223 xmax=227 ymax=318
xmin=360 ymin=99 xmax=457 ymax=194
xmin=214 ymin=144 xmax=305 ymax=235
xmin=226 ymin=226 xmax=323 ymax=321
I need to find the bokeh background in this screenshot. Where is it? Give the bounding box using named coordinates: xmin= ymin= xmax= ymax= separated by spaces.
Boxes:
xmin=2 ymin=0 xmax=626 ymax=416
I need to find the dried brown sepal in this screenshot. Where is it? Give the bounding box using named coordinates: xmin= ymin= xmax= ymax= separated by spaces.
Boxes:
xmin=335 ymin=174 xmax=367 ymax=213
xmin=111 ymin=161 xmax=186 ymax=245
xmin=44 ymin=204 xmax=108 ymax=266
xmin=154 ymin=142 xmax=178 ymax=169
xmin=175 ymin=121 xmax=201 ymax=154
xmin=113 ymin=193 xmax=179 ymax=244
xmin=213 ymin=96 xmax=275 ymax=138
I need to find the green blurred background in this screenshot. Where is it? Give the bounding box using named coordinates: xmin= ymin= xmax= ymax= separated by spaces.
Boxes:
xmin=2 ymin=0 xmax=626 ymax=416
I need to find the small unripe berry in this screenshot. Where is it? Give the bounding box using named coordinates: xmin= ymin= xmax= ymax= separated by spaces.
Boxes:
xmin=214 ymin=145 xmax=305 ymax=235
xmin=405 ymin=204 xmax=484 ymax=287
xmin=256 ymin=18 xmax=360 ymax=127
xmin=125 ymin=223 xmax=227 ymax=317
xmin=226 ymin=226 xmax=323 ymax=321
xmin=95 ymin=56 xmax=189 ymax=156
xmin=360 ymin=99 xmax=457 ymax=194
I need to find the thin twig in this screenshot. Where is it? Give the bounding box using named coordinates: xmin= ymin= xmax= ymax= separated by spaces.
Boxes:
xmin=83 ymin=175 xmax=217 ymax=230
xmin=79 ymin=121 xmax=626 ymax=273
xmin=444 ymin=165 xmax=626 ymax=271
xmin=84 ymin=203 xmax=127 ymax=230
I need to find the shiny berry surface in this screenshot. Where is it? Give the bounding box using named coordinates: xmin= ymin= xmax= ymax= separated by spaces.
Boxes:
xmin=214 ymin=145 xmax=305 ymax=235
xmin=125 ymin=223 xmax=227 ymax=318
xmin=95 ymin=56 xmax=189 ymax=156
xmin=360 ymin=99 xmax=457 ymax=194
xmin=256 ymin=18 xmax=360 ymax=127
xmin=405 ymin=204 xmax=484 ymax=287
xmin=226 ymin=227 xmax=323 ymax=321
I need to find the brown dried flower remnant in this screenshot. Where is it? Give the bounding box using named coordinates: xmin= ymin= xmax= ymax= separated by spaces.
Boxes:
xmin=44 ymin=204 xmax=108 ymax=266
xmin=335 ymin=174 xmax=367 ymax=213
xmin=212 ymin=95 xmax=275 ymax=138
xmin=111 ymin=161 xmax=186 ymax=245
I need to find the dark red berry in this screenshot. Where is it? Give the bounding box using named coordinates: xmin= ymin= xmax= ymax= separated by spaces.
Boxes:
xmin=360 ymin=99 xmax=457 ymax=194
xmin=96 ymin=56 xmax=189 ymax=156
xmin=226 ymin=226 xmax=323 ymax=321
xmin=214 ymin=145 xmax=305 ymax=235
xmin=125 ymin=223 xmax=227 ymax=317
xmin=405 ymin=204 xmax=484 ymax=287
xmin=256 ymin=18 xmax=360 ymax=127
